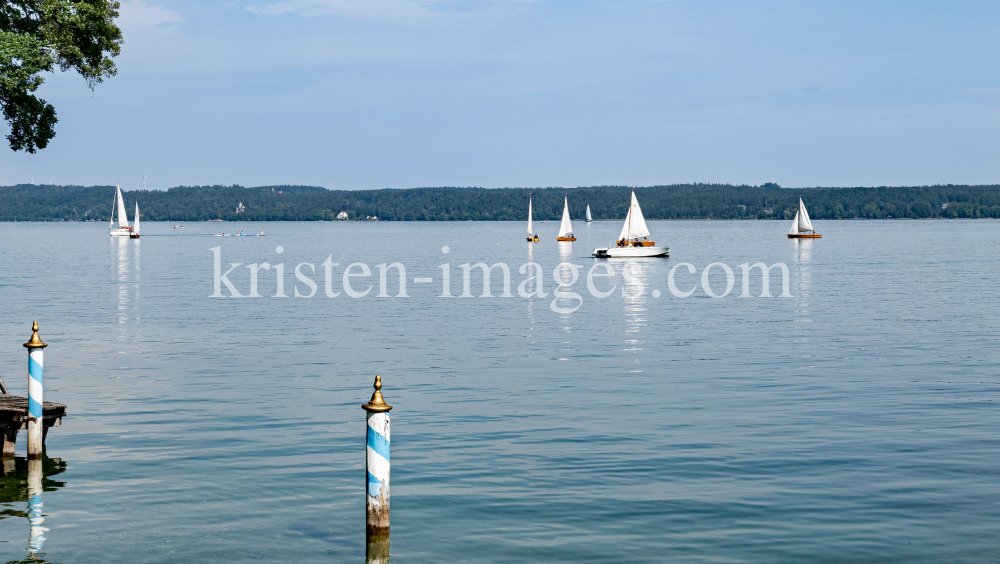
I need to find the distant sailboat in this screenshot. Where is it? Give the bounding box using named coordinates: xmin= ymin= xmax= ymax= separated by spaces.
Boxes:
xmin=526 ymin=194 xmax=538 ymax=242
xmin=130 ymin=202 xmax=141 ymax=238
xmin=787 ymin=198 xmax=822 ymax=238
xmin=557 ymin=195 xmax=576 ymax=241
xmin=110 ymin=183 xmax=133 ymax=237
xmin=585 ymin=205 xmax=592 ymax=222
xmin=592 ymin=189 xmax=669 ymax=258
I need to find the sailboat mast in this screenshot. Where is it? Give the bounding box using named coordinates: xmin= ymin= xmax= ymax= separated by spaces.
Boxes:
xmin=628 ymin=188 xmax=633 ymax=241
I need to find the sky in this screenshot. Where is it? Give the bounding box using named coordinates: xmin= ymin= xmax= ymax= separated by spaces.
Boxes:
xmin=2 ymin=0 xmax=999 ymax=191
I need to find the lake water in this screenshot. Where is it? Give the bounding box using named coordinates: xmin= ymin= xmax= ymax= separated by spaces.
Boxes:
xmin=0 ymin=219 xmax=998 ymax=562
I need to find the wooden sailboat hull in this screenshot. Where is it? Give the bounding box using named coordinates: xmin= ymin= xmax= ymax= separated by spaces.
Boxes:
xmin=557 ymin=236 xmax=576 ymax=241
xmin=788 ymin=234 xmax=822 ymax=238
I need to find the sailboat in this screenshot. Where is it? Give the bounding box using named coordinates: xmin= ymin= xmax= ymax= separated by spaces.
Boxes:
xmin=109 ymin=183 xmax=133 ymax=237
xmin=557 ymin=195 xmax=576 ymax=241
xmin=592 ymin=189 xmax=669 ymax=258
xmin=585 ymin=205 xmax=593 ymax=222
xmin=130 ymin=202 xmax=141 ymax=238
xmin=787 ymin=197 xmax=822 ymax=238
xmin=526 ymin=194 xmax=539 ymax=242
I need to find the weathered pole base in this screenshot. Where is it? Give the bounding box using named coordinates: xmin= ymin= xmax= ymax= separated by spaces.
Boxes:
xmin=366 ymin=532 xmax=390 ymax=563
xmin=366 ymin=484 xmax=389 ymax=562
xmin=27 ymin=419 xmax=43 ymax=458
xmin=366 ymin=489 xmax=390 ymax=536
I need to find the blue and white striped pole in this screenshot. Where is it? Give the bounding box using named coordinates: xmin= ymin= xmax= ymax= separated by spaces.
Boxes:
xmin=23 ymin=322 xmax=47 ymax=458
xmin=362 ymin=375 xmax=392 ymax=562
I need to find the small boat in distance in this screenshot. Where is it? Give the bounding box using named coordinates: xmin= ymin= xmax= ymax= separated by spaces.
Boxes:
xmin=592 ymin=189 xmax=669 ymax=258
xmin=110 ymin=183 xmax=133 ymax=237
xmin=173 ymin=225 xmax=183 ymax=229
xmin=557 ymin=195 xmax=576 ymax=241
xmin=129 ymin=202 xmax=140 ymax=238
xmin=526 ymin=194 xmax=539 ymax=242
xmin=586 ymin=205 xmax=593 ymax=222
xmin=787 ymin=198 xmax=822 ymax=238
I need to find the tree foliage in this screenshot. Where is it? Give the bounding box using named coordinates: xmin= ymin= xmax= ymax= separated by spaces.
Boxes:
xmin=0 ymin=0 xmax=122 ymax=152
xmin=1 ymin=183 xmax=999 ymax=222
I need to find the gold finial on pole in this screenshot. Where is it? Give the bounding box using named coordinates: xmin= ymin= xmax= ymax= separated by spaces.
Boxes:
xmin=23 ymin=321 xmax=47 ymax=349
xmin=362 ymin=375 xmax=392 ymax=412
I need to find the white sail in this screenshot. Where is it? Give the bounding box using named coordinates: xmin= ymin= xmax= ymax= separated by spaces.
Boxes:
xmin=134 ymin=202 xmax=140 ymax=235
xmin=586 ymin=205 xmax=592 ymax=222
xmin=797 ymin=198 xmax=814 ymax=232
xmin=527 ymin=196 xmax=533 ymax=235
xmin=788 ymin=209 xmax=800 ymax=235
xmin=617 ymin=190 xmax=650 ymax=241
xmin=109 ymin=192 xmax=115 ymax=229
xmin=558 ymin=196 xmax=573 ymax=237
xmin=116 ymin=184 xmax=130 ymax=229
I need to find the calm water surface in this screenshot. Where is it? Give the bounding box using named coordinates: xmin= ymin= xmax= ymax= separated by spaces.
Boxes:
xmin=0 ymin=219 xmax=998 ymax=562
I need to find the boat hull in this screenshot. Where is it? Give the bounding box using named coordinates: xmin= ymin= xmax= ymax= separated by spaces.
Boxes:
xmin=526 ymin=236 xmax=538 ymax=242
xmin=788 ymin=234 xmax=822 ymax=238
xmin=110 ymin=229 xmax=131 ymax=237
xmin=593 ymin=246 xmax=669 ymax=258
xmin=557 ymin=236 xmax=576 ymax=241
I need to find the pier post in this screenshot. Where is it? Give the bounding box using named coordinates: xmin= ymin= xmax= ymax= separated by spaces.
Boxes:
xmin=27 ymin=457 xmax=46 ymax=555
xmin=362 ymin=375 xmax=392 ymax=562
xmin=23 ymin=322 xmax=47 ymax=458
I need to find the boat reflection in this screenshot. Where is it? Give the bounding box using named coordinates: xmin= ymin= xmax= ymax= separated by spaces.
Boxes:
xmin=611 ymin=259 xmax=650 ymax=372
xmin=792 ymin=238 xmax=812 ymax=327
xmin=112 ymin=235 xmax=141 ymax=346
xmin=525 ymin=243 xmax=536 ymax=334
xmin=0 ymin=455 xmax=67 ymax=562
xmin=555 ymin=242 xmax=576 ymax=330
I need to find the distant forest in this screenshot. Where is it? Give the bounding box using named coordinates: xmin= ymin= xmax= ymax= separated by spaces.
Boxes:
xmin=0 ymin=183 xmax=998 ymax=221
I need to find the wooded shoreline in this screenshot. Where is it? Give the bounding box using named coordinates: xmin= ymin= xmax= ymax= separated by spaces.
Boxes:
xmin=2 ymin=183 xmax=998 ymax=222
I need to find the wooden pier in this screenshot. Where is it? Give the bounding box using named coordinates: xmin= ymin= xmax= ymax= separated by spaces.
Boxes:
xmin=0 ymin=396 xmax=66 ymax=457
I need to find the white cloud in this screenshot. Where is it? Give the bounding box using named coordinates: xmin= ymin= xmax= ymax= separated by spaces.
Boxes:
xmin=245 ymin=0 xmax=533 ymax=23
xmin=248 ymin=0 xmax=439 ymax=22
xmin=118 ymin=1 xmax=183 ymax=29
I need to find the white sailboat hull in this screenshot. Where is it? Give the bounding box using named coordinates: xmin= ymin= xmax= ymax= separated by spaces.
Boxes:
xmin=593 ymin=246 xmax=669 ymax=258
xmin=110 ymin=228 xmax=131 ymax=237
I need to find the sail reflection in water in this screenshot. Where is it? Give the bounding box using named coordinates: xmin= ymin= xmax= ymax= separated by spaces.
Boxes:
xmin=793 ymin=239 xmax=812 ymax=329
xmin=617 ymin=261 xmax=649 ymax=372
xmin=525 ymin=243 xmax=537 ymax=341
xmin=112 ymin=236 xmax=141 ymax=350
xmin=0 ymin=455 xmax=67 ymax=562
xmin=555 ymin=241 xmax=576 ymax=331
